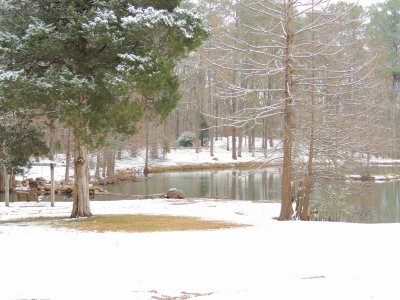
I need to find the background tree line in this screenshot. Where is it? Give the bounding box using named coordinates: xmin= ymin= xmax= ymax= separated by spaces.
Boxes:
xmin=1 ymin=0 xmax=399 ymax=220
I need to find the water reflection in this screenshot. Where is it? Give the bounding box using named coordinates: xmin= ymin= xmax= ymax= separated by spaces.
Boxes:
xmin=3 ymin=166 xmax=400 ymax=223
xmin=105 ymin=169 xmax=282 ymax=201
xmin=105 ymin=166 xmax=400 ymax=223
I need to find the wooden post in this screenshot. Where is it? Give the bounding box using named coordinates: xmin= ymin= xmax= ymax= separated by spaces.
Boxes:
xmin=50 ymin=163 xmax=55 ymax=207
xmin=4 ymin=166 xmax=9 ymax=207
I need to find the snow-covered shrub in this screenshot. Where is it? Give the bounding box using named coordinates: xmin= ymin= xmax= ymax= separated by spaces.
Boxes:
xmin=176 ymin=131 xmax=196 ymax=147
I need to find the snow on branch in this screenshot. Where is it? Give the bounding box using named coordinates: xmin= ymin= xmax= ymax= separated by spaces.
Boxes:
xmin=23 ymin=17 xmax=54 ymax=41
xmin=121 ymin=5 xmax=207 ymax=39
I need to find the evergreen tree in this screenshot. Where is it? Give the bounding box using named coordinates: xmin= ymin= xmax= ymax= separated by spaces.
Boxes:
xmin=0 ymin=0 xmax=208 ymax=217
xmin=0 ymin=122 xmax=48 ymax=172
xmin=199 ymin=115 xmax=209 ymax=147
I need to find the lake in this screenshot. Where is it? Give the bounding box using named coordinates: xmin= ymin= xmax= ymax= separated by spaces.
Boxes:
xmin=3 ymin=166 xmax=400 ymax=223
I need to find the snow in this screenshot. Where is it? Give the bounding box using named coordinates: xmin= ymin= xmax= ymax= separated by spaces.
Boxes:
xmin=3 ymin=139 xmax=400 ymax=299
xmin=0 ymin=70 xmax=22 ymax=81
xmin=1 ymin=199 xmax=400 ymax=299
xmin=23 ymin=18 xmax=54 ymax=40
xmin=121 ymin=5 xmax=204 ymax=39
xmin=17 ymin=138 xmax=275 ymax=182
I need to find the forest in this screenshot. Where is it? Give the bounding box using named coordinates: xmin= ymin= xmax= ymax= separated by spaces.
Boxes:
xmin=0 ymin=0 xmax=399 ymax=221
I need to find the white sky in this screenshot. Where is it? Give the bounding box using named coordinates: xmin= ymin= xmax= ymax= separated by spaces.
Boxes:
xmin=335 ymin=0 xmax=384 ymax=6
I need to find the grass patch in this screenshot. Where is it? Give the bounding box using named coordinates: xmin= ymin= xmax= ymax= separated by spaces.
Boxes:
xmin=2 ymin=214 xmax=245 ymax=233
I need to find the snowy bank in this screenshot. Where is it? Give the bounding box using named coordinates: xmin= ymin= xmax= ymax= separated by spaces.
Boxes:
xmin=16 ymin=138 xmax=279 ymax=183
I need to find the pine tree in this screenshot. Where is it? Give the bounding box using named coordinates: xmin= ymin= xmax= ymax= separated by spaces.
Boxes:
xmin=0 ymin=0 xmax=208 ymax=217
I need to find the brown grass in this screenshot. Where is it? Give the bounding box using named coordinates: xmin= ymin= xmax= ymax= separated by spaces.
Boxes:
xmin=2 ymin=214 xmax=245 ymax=233
xmin=148 ymin=161 xmax=277 ymax=173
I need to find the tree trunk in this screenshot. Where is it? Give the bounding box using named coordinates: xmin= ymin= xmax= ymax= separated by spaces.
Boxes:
xmin=64 ymin=128 xmax=71 ymax=184
xmin=251 ymin=127 xmax=256 ymax=157
xmin=95 ymin=151 xmax=101 ymax=180
xmin=232 ymin=126 xmax=237 ymax=160
xmin=279 ymin=2 xmax=294 ymax=221
xmin=117 ymin=148 xmax=122 ymax=160
xmin=48 ymin=120 xmax=56 ymax=161
xmin=0 ymin=167 xmax=4 ymax=193
xmin=144 ymin=121 xmax=150 ymax=174
xmin=175 ymin=110 xmax=180 ymax=140
xmin=238 ymin=130 xmax=243 ymax=157
xmin=101 ymin=149 xmax=106 ymax=177
xmin=298 ymin=5 xmax=316 ymax=221
xmin=299 ymin=96 xmax=315 ymax=221
xmin=248 ymin=130 xmax=252 ymax=152
xmin=208 ymin=69 xmax=214 ymax=157
xmin=210 ymin=127 xmax=214 ymax=157
xmin=71 ymin=133 xmax=92 ymax=218
xmin=263 ymin=118 xmax=268 ymax=151
xmin=151 ymin=125 xmax=159 ymax=159
xmin=106 ymin=148 xmax=115 ymax=177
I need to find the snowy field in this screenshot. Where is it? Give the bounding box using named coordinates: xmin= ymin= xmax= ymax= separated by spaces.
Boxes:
xmin=3 ymin=138 xmax=400 ymax=299
xmin=1 ymin=199 xmax=400 ymax=300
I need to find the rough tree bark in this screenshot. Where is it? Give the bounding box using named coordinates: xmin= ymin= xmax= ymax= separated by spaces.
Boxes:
xmin=106 ymin=147 xmax=115 ymax=177
xmin=298 ymin=4 xmax=317 ymax=221
xmin=71 ymin=132 xmax=92 ymax=218
xmin=279 ymin=1 xmax=295 ymax=221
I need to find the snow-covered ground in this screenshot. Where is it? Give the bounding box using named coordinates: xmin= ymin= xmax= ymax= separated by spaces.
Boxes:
xmin=1 ymin=199 xmax=399 ymax=300
xmin=3 ymin=138 xmax=400 ymax=299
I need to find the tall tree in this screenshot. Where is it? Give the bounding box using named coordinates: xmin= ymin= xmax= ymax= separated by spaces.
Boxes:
xmin=0 ymin=0 xmax=208 ymax=217
xmin=368 ymin=0 xmax=400 ymax=157
xmin=205 ymin=0 xmax=374 ymax=220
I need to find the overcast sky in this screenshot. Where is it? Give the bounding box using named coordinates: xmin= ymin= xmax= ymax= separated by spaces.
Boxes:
xmin=335 ymin=0 xmax=384 ymax=6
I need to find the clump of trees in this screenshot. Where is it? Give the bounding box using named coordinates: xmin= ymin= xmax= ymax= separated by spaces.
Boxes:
xmin=165 ymin=0 xmax=397 ymax=221
xmin=0 ymin=0 xmax=208 ymax=217
xmin=0 ymin=122 xmax=48 ymax=171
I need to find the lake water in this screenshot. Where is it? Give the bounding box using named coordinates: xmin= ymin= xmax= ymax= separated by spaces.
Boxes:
xmin=3 ymin=166 xmax=400 ymax=223
xmin=101 ymin=166 xmax=400 ymax=223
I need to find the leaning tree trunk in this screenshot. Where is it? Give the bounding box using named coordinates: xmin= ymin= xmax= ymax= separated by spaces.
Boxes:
xmin=71 ymin=133 xmax=92 ymax=218
xmin=279 ymin=3 xmax=295 ymax=221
